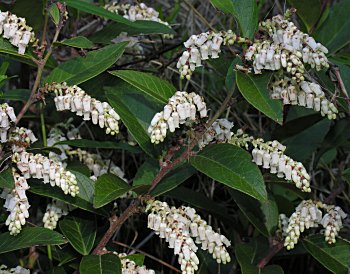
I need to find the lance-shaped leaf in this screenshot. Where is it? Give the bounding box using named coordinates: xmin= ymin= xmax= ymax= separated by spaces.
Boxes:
xmin=56 ymin=37 xmax=95 ymax=49
xmin=80 ymin=254 xmax=122 ymax=274
xmin=190 ymin=144 xmax=267 ymax=201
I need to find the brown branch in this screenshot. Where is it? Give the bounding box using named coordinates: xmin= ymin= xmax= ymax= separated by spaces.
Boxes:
xmin=112 ymin=241 xmax=182 ymax=273
xmin=92 ymin=200 xmax=140 ymax=255
xmin=330 ymin=63 xmax=350 ymax=114
xmin=257 ymin=241 xmax=284 ymax=269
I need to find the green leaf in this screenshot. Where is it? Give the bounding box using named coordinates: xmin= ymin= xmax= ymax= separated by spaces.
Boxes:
xmin=210 ymin=0 xmax=258 ymax=39
xmin=49 ymin=3 xmax=60 ymax=25
xmin=80 ymin=254 xmax=122 ymax=274
xmin=303 ymin=234 xmax=350 ymax=274
xmin=0 ymin=89 xmax=31 ymax=101
xmin=229 ymin=190 xmax=278 ymax=237
xmin=343 ymin=168 xmax=350 ymax=186
xmin=236 ymin=71 xmax=283 ymax=124
xmin=287 ymin=0 xmax=322 ymax=32
xmin=106 ymin=83 xmax=162 ymax=156
xmin=45 ymin=42 xmax=128 ymax=85
xmin=72 ymin=171 xmax=95 ymax=204
xmin=284 ymin=119 xmax=331 ymax=162
xmin=94 ymin=174 xmax=132 ymax=208
xmin=65 ymin=0 xmax=174 ymax=36
xmin=190 ymin=144 xmax=267 ymax=201
xmin=0 ymin=227 xmax=66 ymax=254
xmin=236 ymin=242 xmax=284 ymax=274
xmin=55 ymin=139 xmax=141 ymax=154
xmin=59 ymin=216 xmax=96 ymax=255
xmin=28 ymin=180 xmax=107 ymax=216
xmin=0 ymin=37 xmax=35 ymax=60
xmin=315 ymin=1 xmax=350 ymax=53
xmin=109 ymin=70 xmax=175 ymax=104
xmin=56 ymin=37 xmax=95 ymax=49
xmin=0 ymin=168 xmax=14 ymax=189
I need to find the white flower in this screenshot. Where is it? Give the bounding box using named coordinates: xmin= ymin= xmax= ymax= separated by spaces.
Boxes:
xmin=229 ymin=130 xmax=311 ymax=192
xmin=43 ymin=199 xmax=70 ymax=230
xmin=8 ymin=127 xmax=37 ymax=152
xmin=198 ymin=119 xmax=234 ymax=149
xmin=45 ymin=82 xmax=121 ymax=136
xmin=12 ymin=151 xmax=79 ymax=197
xmin=0 ymin=103 xmax=17 ymax=143
xmin=113 ymin=252 xmax=156 ymax=274
xmin=0 ymin=10 xmax=38 ymax=55
xmin=146 ymin=200 xmax=231 ymax=273
xmin=148 ymin=91 xmax=207 ymax=144
xmin=105 ymin=2 xmax=173 ymax=39
xmin=177 ymin=30 xmax=238 ymax=80
xmin=320 ymin=205 xmax=347 ymax=244
xmin=0 ymin=265 xmax=30 ymax=274
xmin=0 ymin=170 xmax=30 ymax=235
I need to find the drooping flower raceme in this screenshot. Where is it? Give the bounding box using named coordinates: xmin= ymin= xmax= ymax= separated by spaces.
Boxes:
xmin=177 ymin=30 xmax=241 ymax=80
xmin=148 ymin=91 xmax=207 ymax=144
xmin=0 ymin=170 xmax=30 ymax=235
xmin=198 ymin=119 xmax=234 ymax=149
xmin=229 ymin=129 xmax=311 ymax=192
xmin=0 ymin=265 xmax=30 ymax=274
xmin=105 ymin=2 xmax=172 ymax=31
xmin=146 ymin=200 xmax=231 ymax=273
xmin=8 ymin=127 xmax=38 ymax=152
xmin=280 ymin=200 xmax=347 ymax=250
xmin=12 ymin=151 xmax=79 ymax=197
xmin=270 ymin=74 xmax=338 ymax=119
xmin=44 ymin=82 xmax=121 ymax=136
xmin=0 ymin=103 xmax=17 ymax=143
xmin=43 ymin=199 xmax=70 ymax=230
xmin=0 ymin=10 xmax=38 ymax=54
xmin=112 ymin=252 xmax=156 ymax=274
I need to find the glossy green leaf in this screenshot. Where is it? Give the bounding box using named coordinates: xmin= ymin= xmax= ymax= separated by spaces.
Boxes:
xmin=45 ymin=42 xmax=128 ymax=85
xmin=59 ymin=216 xmax=96 ymax=255
xmin=236 ymin=242 xmax=284 ymax=274
xmin=94 ymin=174 xmax=132 ymax=208
xmin=303 ymin=234 xmax=350 ymax=274
xmin=0 ymin=168 xmax=14 ymax=189
xmin=56 ymin=139 xmax=141 ymax=154
xmin=236 ymin=71 xmax=283 ymax=124
xmin=229 ymin=190 xmax=278 ymax=237
xmin=210 ymin=0 xmax=258 ymax=39
xmin=65 ymin=0 xmax=174 ymax=36
xmin=72 ymin=171 xmax=95 ymax=204
xmin=190 ymin=144 xmax=267 ymax=201
xmin=80 ymin=254 xmax=122 ymax=274
xmin=122 ymin=254 xmax=145 ymax=266
xmin=0 ymin=89 xmax=31 ymax=101
xmin=109 ymin=70 xmax=175 ymax=104
xmin=56 ymin=36 xmax=95 ymax=49
xmin=0 ymin=227 xmax=66 ymax=254
xmin=49 ymin=3 xmax=60 ymax=25
xmin=106 ymin=83 xmax=162 ymax=156
xmin=29 ymin=180 xmax=107 ymax=216
xmin=315 ymin=1 xmax=350 ymax=53
xmin=288 ymin=0 xmax=322 ymax=31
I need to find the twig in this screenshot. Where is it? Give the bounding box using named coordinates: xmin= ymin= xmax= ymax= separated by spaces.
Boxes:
xmin=112 ymin=241 xmax=182 ymax=273
xmin=257 ymin=241 xmax=284 ymax=269
xmin=330 ymin=63 xmax=350 ymax=114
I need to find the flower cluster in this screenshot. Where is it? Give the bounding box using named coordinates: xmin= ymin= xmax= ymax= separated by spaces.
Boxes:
xmin=148 ymin=91 xmax=207 ymax=144
xmin=0 ymin=103 xmax=17 ymax=143
xmin=146 ymin=200 xmax=231 ymax=273
xmin=0 ymin=170 xmax=30 ymax=235
xmin=8 ymin=127 xmax=38 ymax=152
xmin=281 ymin=200 xmax=347 ymax=250
xmin=105 ymin=2 xmax=172 ymax=35
xmin=270 ymin=74 xmax=338 ymax=119
xmin=0 ymin=265 xmax=30 ymax=274
xmin=0 ymin=10 xmax=38 ymax=54
xmin=320 ymin=205 xmax=347 ymax=244
xmin=112 ymin=252 xmax=156 ymax=274
xmin=177 ymin=30 xmax=240 ymax=80
xmin=42 ymin=199 xmax=70 ymax=230
xmin=12 ymin=151 xmax=79 ymax=197
xmin=229 ymin=129 xmax=311 ymax=192
xmin=45 ymin=82 xmax=121 ymax=135
xmin=246 ymin=10 xmax=329 ymax=79
xmin=198 ymin=119 xmax=233 ymax=149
